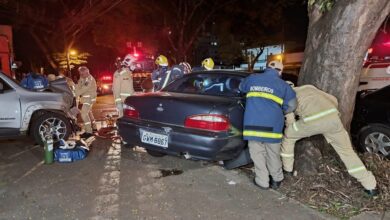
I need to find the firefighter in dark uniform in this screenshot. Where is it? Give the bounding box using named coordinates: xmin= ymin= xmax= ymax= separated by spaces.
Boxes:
xmin=239 ymin=61 xmax=297 ymax=190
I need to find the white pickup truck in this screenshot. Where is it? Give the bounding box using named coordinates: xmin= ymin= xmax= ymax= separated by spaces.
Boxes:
xmin=0 ymin=72 xmax=77 ymax=144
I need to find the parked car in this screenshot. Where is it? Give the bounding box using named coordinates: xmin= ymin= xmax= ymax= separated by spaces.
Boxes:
xmin=0 ymin=72 xmax=77 ymax=145
xmin=117 ymin=70 xmax=251 ymax=169
xmin=351 ymin=85 xmax=390 ymax=158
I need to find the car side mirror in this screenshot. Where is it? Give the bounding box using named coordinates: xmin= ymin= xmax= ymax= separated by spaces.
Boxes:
xmin=0 ymin=82 xmax=3 ymax=94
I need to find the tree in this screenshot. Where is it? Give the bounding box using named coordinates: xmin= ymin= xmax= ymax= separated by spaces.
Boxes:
xmin=299 ymin=0 xmax=390 ymax=128
xmin=52 ymin=51 xmax=91 ymax=70
xmin=137 ymin=0 xmax=236 ymax=63
xmin=0 ymin=0 xmax=124 ymax=70
xmin=293 ymin=0 xmax=389 ymax=175
xmin=91 ymin=1 xmax=158 ymax=57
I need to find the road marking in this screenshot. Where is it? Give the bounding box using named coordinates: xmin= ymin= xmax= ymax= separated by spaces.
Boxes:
xmin=13 ymin=161 xmax=44 ymax=184
xmin=8 ymin=145 xmax=40 ymax=159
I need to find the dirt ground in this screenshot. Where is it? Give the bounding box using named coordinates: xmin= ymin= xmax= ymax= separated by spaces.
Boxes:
xmin=277 ymin=153 xmax=390 ymax=219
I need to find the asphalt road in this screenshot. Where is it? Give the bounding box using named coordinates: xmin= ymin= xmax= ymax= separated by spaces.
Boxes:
xmin=0 ymin=95 xmax=374 ymax=219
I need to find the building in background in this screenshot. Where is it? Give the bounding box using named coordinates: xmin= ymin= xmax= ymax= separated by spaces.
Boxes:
xmin=0 ymin=25 xmax=13 ymax=77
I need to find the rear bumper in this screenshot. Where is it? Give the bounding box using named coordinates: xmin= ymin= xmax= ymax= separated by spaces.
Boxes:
xmin=117 ymin=117 xmax=245 ymax=161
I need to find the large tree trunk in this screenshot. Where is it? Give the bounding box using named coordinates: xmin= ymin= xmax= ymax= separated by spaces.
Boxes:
xmin=299 ymin=0 xmax=390 ymax=128
xmin=294 ymin=1 xmax=389 ymax=174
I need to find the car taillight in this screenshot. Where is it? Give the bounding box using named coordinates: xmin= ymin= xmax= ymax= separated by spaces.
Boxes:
xmin=184 ymin=114 xmax=229 ymax=131
xmin=123 ymin=104 xmax=139 ymax=119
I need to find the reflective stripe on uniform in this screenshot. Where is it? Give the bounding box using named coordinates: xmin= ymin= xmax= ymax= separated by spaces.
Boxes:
xmin=115 ymin=98 xmax=122 ymax=103
xmin=91 ymin=99 xmax=96 ymax=102
xmin=83 ymin=103 xmax=91 ymax=106
xmin=243 ymin=130 xmax=283 ymax=139
xmin=120 ymin=93 xmax=131 ymax=96
xmin=82 ymin=95 xmax=91 ymax=98
xmin=303 ymin=108 xmax=338 ymax=122
xmin=246 ymin=92 xmax=283 ymax=105
xmin=84 ymin=122 xmax=91 ymax=125
xmin=293 ymin=122 xmax=299 ymax=132
xmin=348 ymin=166 xmax=366 ymax=174
xmin=281 ymin=153 xmax=294 ymax=158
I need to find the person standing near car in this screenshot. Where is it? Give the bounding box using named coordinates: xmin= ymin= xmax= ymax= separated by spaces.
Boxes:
xmin=160 ymin=62 xmax=192 ymax=88
xmin=75 ymin=66 xmax=97 ymax=139
xmin=113 ymin=54 xmax=136 ymax=117
xmin=281 ymin=84 xmax=378 ymax=196
xmin=151 ymin=55 xmax=169 ymax=91
xmin=239 ymin=61 xmax=297 ymax=190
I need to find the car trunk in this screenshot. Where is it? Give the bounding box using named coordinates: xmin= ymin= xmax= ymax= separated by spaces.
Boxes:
xmin=125 ymin=92 xmax=237 ymax=126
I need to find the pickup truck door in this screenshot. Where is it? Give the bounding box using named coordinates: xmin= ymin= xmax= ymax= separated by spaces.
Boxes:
xmin=0 ymin=79 xmax=21 ymax=136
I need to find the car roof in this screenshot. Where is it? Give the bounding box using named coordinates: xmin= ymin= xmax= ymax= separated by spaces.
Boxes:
xmin=189 ymin=70 xmax=250 ymax=77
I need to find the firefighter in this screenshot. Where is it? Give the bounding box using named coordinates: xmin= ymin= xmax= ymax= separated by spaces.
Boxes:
xmin=160 ymin=62 xmax=192 ymax=88
xmin=192 ymin=58 xmax=214 ymax=71
xmin=281 ymin=84 xmax=378 ymax=196
xmin=239 ymin=61 xmax=297 ymax=190
xmin=75 ymin=66 xmax=97 ymax=139
xmin=113 ymin=54 xmax=135 ymax=117
xmin=151 ymin=55 xmax=169 ymax=91
xmin=20 ymin=72 xmax=49 ymax=90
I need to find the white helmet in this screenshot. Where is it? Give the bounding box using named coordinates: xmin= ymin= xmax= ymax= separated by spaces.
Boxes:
xmin=179 ymin=62 xmax=192 ymax=74
xmin=121 ymin=54 xmax=137 ymax=67
xmin=268 ymin=60 xmax=283 ymax=73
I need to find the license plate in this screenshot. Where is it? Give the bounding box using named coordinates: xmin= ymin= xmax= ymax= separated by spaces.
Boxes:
xmin=140 ymin=129 xmax=168 ymax=148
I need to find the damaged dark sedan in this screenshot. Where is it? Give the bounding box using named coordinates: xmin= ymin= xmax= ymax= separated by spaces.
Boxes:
xmin=117 ymin=71 xmax=252 ymax=169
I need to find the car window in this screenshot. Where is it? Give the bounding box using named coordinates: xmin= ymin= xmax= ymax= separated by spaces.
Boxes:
xmin=0 ymin=77 xmax=13 ymax=92
xmin=163 ymin=73 xmax=243 ymax=97
xmin=365 ymin=85 xmax=390 ymax=100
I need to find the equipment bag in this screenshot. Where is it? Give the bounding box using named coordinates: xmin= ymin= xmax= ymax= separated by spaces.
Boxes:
xmin=54 ymin=140 xmax=89 ymax=163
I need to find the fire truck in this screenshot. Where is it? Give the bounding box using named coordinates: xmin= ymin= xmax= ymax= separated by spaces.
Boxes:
xmin=0 ymin=25 xmax=13 ymax=77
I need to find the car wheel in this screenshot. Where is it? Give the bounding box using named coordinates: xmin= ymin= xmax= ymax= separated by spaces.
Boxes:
xmin=359 ymin=125 xmax=390 ymax=157
xmin=146 ymin=149 xmax=166 ymax=157
xmin=31 ymin=112 xmax=72 ymax=146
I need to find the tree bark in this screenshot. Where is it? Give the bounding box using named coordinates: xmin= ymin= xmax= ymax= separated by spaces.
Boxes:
xmin=298 ymin=0 xmax=390 ymax=129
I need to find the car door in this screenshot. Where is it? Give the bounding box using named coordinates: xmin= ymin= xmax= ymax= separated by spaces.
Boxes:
xmin=0 ymin=78 xmax=21 ymax=136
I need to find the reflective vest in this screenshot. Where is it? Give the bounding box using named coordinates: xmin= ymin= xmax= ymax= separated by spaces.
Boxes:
xmin=294 ymin=85 xmax=339 ymax=123
xmin=240 ymin=68 xmax=296 ymax=143
xmin=113 ymin=67 xmax=134 ymax=103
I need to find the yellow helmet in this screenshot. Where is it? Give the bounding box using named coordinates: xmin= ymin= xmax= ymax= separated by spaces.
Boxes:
xmin=202 ymin=58 xmax=214 ymax=70
xmin=155 ymin=55 xmax=168 ymax=66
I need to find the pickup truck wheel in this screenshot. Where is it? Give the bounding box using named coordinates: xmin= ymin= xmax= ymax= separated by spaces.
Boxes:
xmin=31 ymin=112 xmax=72 ymax=146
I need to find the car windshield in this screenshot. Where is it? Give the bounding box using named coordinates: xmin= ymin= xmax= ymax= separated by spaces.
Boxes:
xmin=162 ymin=73 xmax=244 ymax=97
xmin=1 ymin=72 xmax=20 ymax=85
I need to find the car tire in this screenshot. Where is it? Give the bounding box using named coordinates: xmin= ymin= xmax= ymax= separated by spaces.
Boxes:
xmin=146 ymin=149 xmax=166 ymax=157
xmin=358 ymin=125 xmax=390 ymax=157
xmin=31 ymin=112 xmax=72 ymax=146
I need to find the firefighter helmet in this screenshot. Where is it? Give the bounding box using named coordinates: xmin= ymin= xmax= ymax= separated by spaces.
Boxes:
xmin=201 ymin=58 xmax=214 ymax=70
xmin=122 ymin=54 xmax=137 ymax=67
xmin=179 ymin=62 xmax=192 ymax=74
xmin=155 ymin=55 xmax=168 ymax=66
xmin=268 ymin=60 xmax=284 ymax=73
